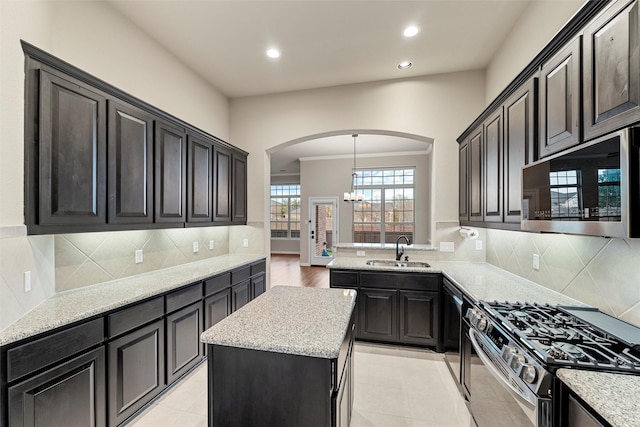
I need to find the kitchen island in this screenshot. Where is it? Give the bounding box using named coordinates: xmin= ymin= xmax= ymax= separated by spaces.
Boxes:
xmin=200 ymin=286 xmax=356 ymax=427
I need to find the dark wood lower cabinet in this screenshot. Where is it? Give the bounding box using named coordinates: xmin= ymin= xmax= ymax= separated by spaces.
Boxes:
xmin=399 ymin=290 xmax=438 ymax=346
xmin=8 ymin=347 xmax=106 ymax=427
xmin=251 ymin=274 xmax=265 ymax=299
xmin=108 ymin=320 xmax=165 ymax=427
xmin=358 ymin=288 xmax=398 ymax=342
xmin=166 ymin=302 xmax=203 ymax=384
xmin=231 ymin=280 xmax=251 ymax=312
xmin=204 ymin=289 xmax=231 ymax=329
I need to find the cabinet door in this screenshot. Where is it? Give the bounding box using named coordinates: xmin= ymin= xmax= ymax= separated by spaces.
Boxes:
xmin=584 ymin=0 xmax=640 ymax=140
xmin=232 ymin=153 xmax=248 ymax=224
xmin=8 ymin=347 xmax=106 ymax=427
xmin=539 ymin=36 xmax=581 ymax=158
xmin=166 ymin=302 xmax=204 ymax=384
xmin=503 ymin=77 xmax=537 ymax=223
xmin=459 ymin=142 xmax=469 ymax=222
xmin=107 ymin=100 xmax=154 ymax=224
xmin=358 ymin=288 xmax=398 ymax=342
xmin=154 ymin=121 xmax=187 ymax=223
xmin=38 ymin=70 xmax=106 ymax=226
xmin=213 ymin=145 xmax=232 ymax=222
xmin=332 ymin=348 xmax=352 ymax=427
xmin=231 ymin=280 xmax=251 ymax=312
xmin=469 ymin=127 xmax=484 ymax=221
xmin=204 ymin=289 xmax=231 ymax=329
xmin=108 ymin=320 xmax=165 ymax=427
xmin=251 ymin=273 xmax=266 ymax=299
xmin=399 ymin=290 xmax=438 ymax=346
xmin=187 ymin=134 xmax=213 ymax=223
xmin=484 ymin=111 xmax=503 ymax=222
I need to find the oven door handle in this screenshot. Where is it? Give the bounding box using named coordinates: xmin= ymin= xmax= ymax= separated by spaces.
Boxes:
xmin=468 ymin=328 xmax=537 ymax=406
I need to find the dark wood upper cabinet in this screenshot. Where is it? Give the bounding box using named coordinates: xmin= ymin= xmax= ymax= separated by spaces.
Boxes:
xmin=503 ymin=77 xmax=537 ymax=223
xmin=458 ymin=142 xmax=469 ymax=222
xmin=539 ymin=36 xmax=582 ymax=158
xmin=154 ymin=121 xmax=187 ymax=223
xmin=38 ymin=70 xmax=107 ymax=226
xmin=484 ymin=110 xmax=503 ymax=223
xmin=187 ymin=134 xmax=213 ymax=222
xmin=107 ymin=100 xmax=154 ymax=224
xmin=584 ymin=0 xmax=640 ymax=140
xmin=468 ymin=126 xmax=484 ymax=222
xmin=213 ymin=146 xmax=232 ymax=222
xmin=232 ymin=153 xmax=248 ymax=224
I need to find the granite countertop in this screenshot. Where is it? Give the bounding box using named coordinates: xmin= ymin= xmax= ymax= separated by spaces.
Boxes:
xmin=201 ymin=286 xmax=356 ymax=359
xmin=0 ymin=254 xmax=265 ymax=346
xmin=557 ymin=369 xmax=640 ymax=427
xmin=328 ymin=258 xmax=584 ymax=306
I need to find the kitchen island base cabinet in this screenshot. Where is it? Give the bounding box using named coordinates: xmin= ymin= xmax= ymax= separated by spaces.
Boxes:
xmin=7 ymin=347 xmax=106 ymax=427
xmin=208 ymin=345 xmax=337 ymax=427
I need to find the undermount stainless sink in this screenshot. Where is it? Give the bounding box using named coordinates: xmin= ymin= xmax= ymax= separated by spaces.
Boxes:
xmin=365 ymin=260 xmax=431 ymax=268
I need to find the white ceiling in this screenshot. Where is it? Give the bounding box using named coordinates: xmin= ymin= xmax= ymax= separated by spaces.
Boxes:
xmin=107 ymin=0 xmax=538 ymax=173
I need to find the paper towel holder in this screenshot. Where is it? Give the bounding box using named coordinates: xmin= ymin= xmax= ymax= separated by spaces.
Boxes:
xmin=459 ymin=226 xmax=479 ymax=240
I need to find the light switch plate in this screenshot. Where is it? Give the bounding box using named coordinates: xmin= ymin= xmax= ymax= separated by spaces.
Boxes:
xmin=356 ymin=250 xmax=366 ymax=257
xmin=193 ymin=241 xmax=199 ymax=253
xmin=475 ymin=240 xmax=483 ymax=250
xmin=135 ymin=249 xmax=143 ymax=264
xmin=440 ymin=242 xmax=455 ymax=252
xmin=243 ymin=239 xmax=249 ymax=248
xmin=24 ymin=271 xmax=31 ymax=293
xmin=209 ymin=240 xmax=215 ymax=250
xmin=533 ymin=254 xmax=540 ymax=270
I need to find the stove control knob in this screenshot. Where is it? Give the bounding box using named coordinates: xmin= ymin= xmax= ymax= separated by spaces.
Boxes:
xmin=522 ymin=365 xmax=538 ymax=384
xmin=510 ymin=354 xmax=526 ymax=370
xmin=502 ymin=345 xmax=516 ymax=362
xmin=477 ymin=317 xmax=488 ymax=332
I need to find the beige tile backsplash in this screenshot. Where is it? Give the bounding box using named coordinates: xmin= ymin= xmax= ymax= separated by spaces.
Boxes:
xmin=485 ymin=229 xmax=640 ymax=328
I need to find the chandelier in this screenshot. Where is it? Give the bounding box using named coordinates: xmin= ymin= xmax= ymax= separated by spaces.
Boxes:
xmin=343 ymin=134 xmax=365 ymax=203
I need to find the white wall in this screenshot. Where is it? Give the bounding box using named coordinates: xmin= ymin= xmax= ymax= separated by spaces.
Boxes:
xmin=231 ymin=71 xmax=487 ymax=252
xmin=485 ymin=0 xmax=584 ymax=104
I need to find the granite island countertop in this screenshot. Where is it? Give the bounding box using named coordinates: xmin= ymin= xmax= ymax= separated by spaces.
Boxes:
xmin=201 ymin=286 xmax=356 ymax=359
xmin=557 ymin=369 xmax=640 ymax=427
xmin=0 ymin=253 xmax=265 ymax=346
xmin=328 ymin=258 xmax=584 ymax=306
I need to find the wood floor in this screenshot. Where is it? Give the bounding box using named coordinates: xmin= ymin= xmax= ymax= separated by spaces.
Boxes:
xmin=269 ymin=254 xmax=330 ymax=288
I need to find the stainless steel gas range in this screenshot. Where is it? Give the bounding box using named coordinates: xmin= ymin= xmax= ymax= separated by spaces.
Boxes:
xmin=465 ymin=301 xmax=640 ymax=427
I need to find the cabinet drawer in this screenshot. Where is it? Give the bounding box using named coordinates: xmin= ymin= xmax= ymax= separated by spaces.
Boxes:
xmin=166 ymin=282 xmax=202 ymax=313
xmin=251 ymin=260 xmax=266 ymax=276
xmin=108 ymin=296 xmax=163 ymax=338
xmin=231 ymin=265 xmax=251 ymax=284
xmin=6 ymin=318 xmax=104 ymax=383
xmin=360 ymin=272 xmax=440 ymax=291
xmin=204 ymin=272 xmax=231 ymax=296
xmin=330 ymin=270 xmax=358 ymax=286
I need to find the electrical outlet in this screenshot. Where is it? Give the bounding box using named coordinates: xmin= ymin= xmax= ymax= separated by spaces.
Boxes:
xmin=533 ymin=254 xmax=540 ymax=270
xmin=193 ymin=241 xmax=199 ymax=253
xmin=440 ymin=242 xmax=455 ymax=253
xmin=475 ymin=240 xmax=483 ymax=250
xmin=135 ymin=249 xmax=143 ymax=264
xmin=24 ymin=271 xmax=31 ymax=293
xmin=209 ymin=240 xmax=215 ymax=250
xmin=356 ymin=250 xmax=366 ymax=257
xmin=243 ymin=238 xmax=249 ymax=248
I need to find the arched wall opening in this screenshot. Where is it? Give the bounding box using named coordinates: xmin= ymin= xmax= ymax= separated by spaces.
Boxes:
xmin=266 ymin=129 xmax=435 ymax=265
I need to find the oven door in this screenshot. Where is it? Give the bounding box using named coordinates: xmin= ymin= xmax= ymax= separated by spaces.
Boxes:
xmin=468 ymin=329 xmax=548 ymax=427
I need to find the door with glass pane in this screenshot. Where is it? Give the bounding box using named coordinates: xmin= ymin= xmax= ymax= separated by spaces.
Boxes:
xmin=309 ymin=198 xmax=338 ymax=266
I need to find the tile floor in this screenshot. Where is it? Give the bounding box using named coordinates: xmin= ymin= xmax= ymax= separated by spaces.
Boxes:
xmin=128 ymin=342 xmax=472 ymax=427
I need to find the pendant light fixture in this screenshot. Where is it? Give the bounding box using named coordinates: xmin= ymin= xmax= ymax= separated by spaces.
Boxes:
xmin=343 ymin=134 xmax=365 ymax=203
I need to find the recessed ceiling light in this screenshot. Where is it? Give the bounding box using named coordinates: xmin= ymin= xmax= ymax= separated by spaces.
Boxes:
xmin=397 ymin=61 xmax=412 ymax=70
xmin=266 ymin=48 xmax=280 ymax=59
xmin=403 ymin=26 xmax=420 ymax=38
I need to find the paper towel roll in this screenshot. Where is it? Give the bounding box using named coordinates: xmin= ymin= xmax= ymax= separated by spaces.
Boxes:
xmin=459 ymin=227 xmax=479 ymax=240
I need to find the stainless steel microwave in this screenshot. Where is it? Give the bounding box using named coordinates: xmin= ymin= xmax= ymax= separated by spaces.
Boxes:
xmin=521 ymin=127 xmax=640 ymax=238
